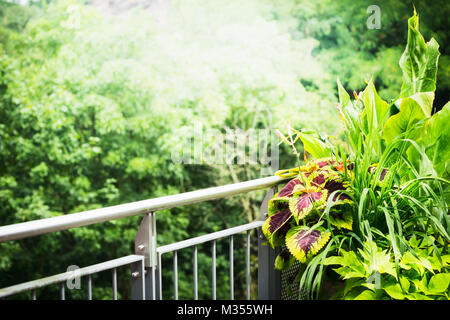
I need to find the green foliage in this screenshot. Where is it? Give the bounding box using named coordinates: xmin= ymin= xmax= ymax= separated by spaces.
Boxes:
xmin=267 ymin=11 xmax=449 ymax=300
xmin=324 ymin=236 xmax=449 ymax=300
xmin=0 ymin=0 xmax=340 ymax=299
xmin=284 ymin=0 xmax=450 ymax=108
xmin=399 ymin=10 xmax=440 ymax=98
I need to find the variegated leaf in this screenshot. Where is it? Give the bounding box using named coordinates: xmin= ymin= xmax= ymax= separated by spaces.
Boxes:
xmin=288 ymin=187 xmax=327 ymax=223
xmin=285 ymin=226 xmax=331 ymax=263
xmin=262 ymin=209 xmax=292 ymax=248
xmin=278 ymin=178 xmax=304 ymax=197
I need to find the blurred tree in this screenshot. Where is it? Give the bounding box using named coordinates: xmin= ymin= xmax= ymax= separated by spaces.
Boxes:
xmin=282 ymin=0 xmax=449 ymax=109
xmin=0 ymin=0 xmax=337 ymax=299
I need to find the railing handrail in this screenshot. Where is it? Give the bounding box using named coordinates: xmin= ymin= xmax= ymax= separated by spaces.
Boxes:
xmin=0 ymin=175 xmax=286 ymax=243
xmin=0 ymin=255 xmax=144 ymax=298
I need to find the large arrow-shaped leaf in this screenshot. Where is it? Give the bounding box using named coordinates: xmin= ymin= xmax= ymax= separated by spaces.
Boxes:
xmin=382 ymin=92 xmax=434 ymax=144
xmin=399 ymin=11 xmax=440 ymax=98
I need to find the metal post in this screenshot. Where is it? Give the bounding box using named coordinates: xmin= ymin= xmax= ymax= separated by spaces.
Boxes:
xmin=87 ymin=275 xmax=92 ymax=300
xmin=257 ymin=186 xmax=281 ymax=300
xmin=112 ymin=268 xmax=117 ymax=300
xmin=211 ymin=240 xmax=216 ymax=300
xmin=173 ymin=251 xmax=178 ymax=300
xmin=133 ymin=212 xmax=159 ymax=300
xmin=59 ymin=283 xmax=65 ymax=300
xmin=130 ymin=259 xmax=146 ymax=300
xmin=157 ymin=252 xmax=162 ymax=300
xmin=229 ymin=235 xmax=234 ymax=300
xmin=193 ymin=245 xmax=198 ymax=300
xmin=246 ymin=230 xmax=251 ymax=300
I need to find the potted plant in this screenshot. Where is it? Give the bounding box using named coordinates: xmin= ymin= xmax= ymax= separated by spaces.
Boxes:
xmin=262 ymin=10 xmax=449 ymax=300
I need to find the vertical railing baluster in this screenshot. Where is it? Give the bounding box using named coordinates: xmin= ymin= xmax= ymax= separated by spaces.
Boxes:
xmin=31 ymin=289 xmax=36 ymax=300
xmin=150 ymin=211 xmax=156 ymax=300
xmin=258 ymin=186 xmax=281 ymax=300
xmin=158 ymin=252 xmax=162 ymax=300
xmin=212 ymin=240 xmax=216 ymax=300
xmin=229 ymin=235 xmax=234 ymax=300
xmin=246 ymin=230 xmax=251 ymax=300
xmin=140 ymin=259 xmax=146 ymax=300
xmin=112 ymin=268 xmax=117 ymax=300
xmin=131 ymin=257 xmax=146 ymax=300
xmin=194 ymin=245 xmax=198 ymax=300
xmin=87 ymin=275 xmax=92 ymax=300
xmin=59 ymin=283 xmax=65 ymax=300
xmin=173 ymin=250 xmax=178 ymax=300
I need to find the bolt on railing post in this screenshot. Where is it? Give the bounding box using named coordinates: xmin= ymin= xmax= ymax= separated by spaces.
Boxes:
xmin=132 ymin=212 xmax=160 ymax=300
xmin=257 ymin=186 xmax=281 ymax=300
xmin=130 ymin=259 xmax=146 ymax=300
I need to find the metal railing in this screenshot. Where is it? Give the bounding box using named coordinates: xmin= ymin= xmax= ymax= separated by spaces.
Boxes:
xmin=0 ymin=175 xmax=287 ymax=300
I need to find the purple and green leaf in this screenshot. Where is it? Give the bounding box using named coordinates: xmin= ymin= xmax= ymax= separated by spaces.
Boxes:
xmin=324 ymin=179 xmax=352 ymax=202
xmin=262 ymin=209 xmax=292 ymax=248
xmin=278 ymin=178 xmax=303 ymax=197
xmin=285 ymin=226 xmax=331 ymax=263
xmin=288 ymin=187 xmax=327 ymax=223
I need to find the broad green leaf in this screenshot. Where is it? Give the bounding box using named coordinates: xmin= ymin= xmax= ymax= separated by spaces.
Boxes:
xmin=385 ymin=276 xmax=411 ymax=299
xmin=323 ymin=255 xmax=344 ymax=266
xmin=382 ymin=92 xmax=434 ymax=144
xmin=332 ymin=267 xmax=365 ymax=280
xmin=384 ymin=283 xmax=407 ymax=300
xmin=337 ymin=78 xmax=350 ymax=108
xmin=358 ymin=242 xmax=397 ymax=279
xmin=297 ymin=131 xmax=332 ymax=159
xmin=344 ymin=278 xmax=366 ymax=296
xmin=405 ymin=293 xmax=434 ymax=300
xmin=418 ymin=257 xmax=434 ymax=274
xmin=422 ymin=101 xmax=450 ymax=178
xmin=361 ymin=80 xmax=390 ymax=131
xmin=359 ymin=80 xmax=390 ymax=160
xmin=399 ymin=276 xmax=411 ymax=292
xmin=427 ymin=273 xmax=450 ymax=294
xmin=329 ymin=250 xmax=366 ymax=278
xmin=400 ymin=251 xmax=429 ymax=275
xmin=399 ymin=11 xmax=440 ymax=98
xmin=342 ymin=250 xmax=364 ymax=270
xmin=274 ymin=249 xmax=296 ymax=271
xmin=412 ymin=275 xmax=431 ymax=294
xmin=354 ymin=289 xmax=378 ymax=300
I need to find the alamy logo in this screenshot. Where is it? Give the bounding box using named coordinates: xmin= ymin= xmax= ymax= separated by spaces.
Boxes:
xmin=366 ymin=271 xmax=381 ymax=289
xmin=367 ymin=5 xmax=381 ymax=30
xmin=66 ymin=265 xmax=81 ymax=290
xmin=171 ymin=123 xmax=279 ymax=175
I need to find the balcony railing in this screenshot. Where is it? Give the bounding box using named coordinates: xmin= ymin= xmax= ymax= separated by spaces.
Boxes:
xmin=0 ymin=175 xmax=290 ymax=300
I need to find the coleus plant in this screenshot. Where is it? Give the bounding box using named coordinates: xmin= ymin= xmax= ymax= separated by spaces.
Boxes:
xmin=262 ymin=10 xmax=449 ymax=299
xmin=262 ymin=155 xmax=386 ymax=269
xmin=262 ymin=158 xmax=350 ymax=265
